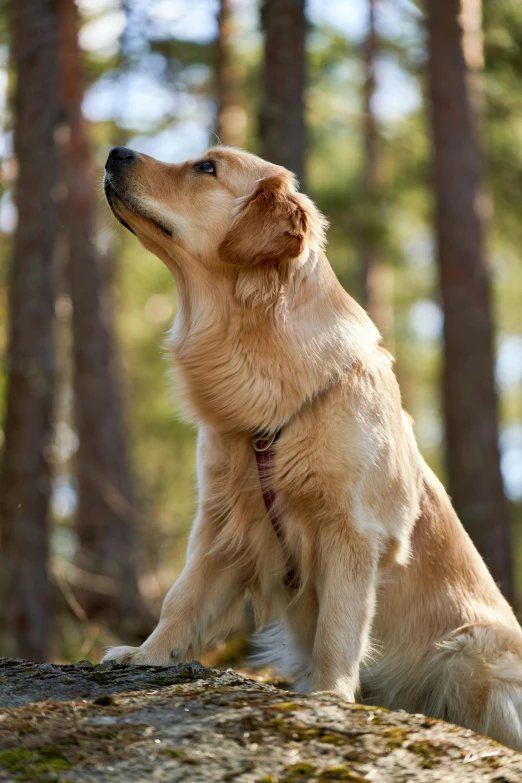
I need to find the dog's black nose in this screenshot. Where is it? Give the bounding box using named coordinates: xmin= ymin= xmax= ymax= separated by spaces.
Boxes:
xmin=105 ymin=146 xmax=137 ymax=170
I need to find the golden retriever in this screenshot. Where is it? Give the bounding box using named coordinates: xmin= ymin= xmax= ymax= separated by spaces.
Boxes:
xmin=102 ymin=145 xmax=522 ymax=749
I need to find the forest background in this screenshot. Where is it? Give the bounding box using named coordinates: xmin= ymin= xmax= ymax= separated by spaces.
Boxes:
xmin=0 ymin=0 xmax=521 ymax=665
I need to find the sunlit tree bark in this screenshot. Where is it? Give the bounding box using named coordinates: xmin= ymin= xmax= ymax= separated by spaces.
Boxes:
xmin=426 ymin=0 xmax=512 ymax=599
xmin=360 ymin=0 xmax=394 ymax=348
xmin=216 ymin=0 xmax=247 ymax=147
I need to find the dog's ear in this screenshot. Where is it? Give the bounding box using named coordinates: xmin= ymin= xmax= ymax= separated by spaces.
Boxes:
xmin=219 ymin=173 xmax=314 ymax=267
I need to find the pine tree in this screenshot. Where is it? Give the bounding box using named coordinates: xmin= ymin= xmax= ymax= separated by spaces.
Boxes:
xmin=426 ymin=0 xmax=513 ymax=598
xmin=359 ymin=0 xmax=394 ymax=347
xmin=216 ymin=0 xmax=246 ymax=147
xmin=0 ymin=0 xmax=61 ymax=660
xmin=260 ymin=0 xmax=307 ymax=185
xmin=58 ymin=0 xmax=150 ymax=638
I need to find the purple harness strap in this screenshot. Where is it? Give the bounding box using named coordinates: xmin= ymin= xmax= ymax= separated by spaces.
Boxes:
xmin=253 ymin=430 xmax=299 ymax=589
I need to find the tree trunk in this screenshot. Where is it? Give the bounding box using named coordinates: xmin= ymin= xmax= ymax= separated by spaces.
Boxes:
xmin=426 ymin=0 xmax=512 ymax=599
xmin=260 ymin=0 xmax=307 ymax=186
xmin=216 ymin=0 xmax=247 ymax=148
xmin=57 ymin=0 xmax=149 ymax=639
xmin=0 ymin=0 xmax=61 ymax=661
xmin=360 ymin=0 xmax=394 ymax=349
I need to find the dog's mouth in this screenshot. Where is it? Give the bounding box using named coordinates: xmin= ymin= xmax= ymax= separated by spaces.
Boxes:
xmin=104 ymin=176 xmax=172 ymax=238
xmin=104 ymin=178 xmax=137 ymax=236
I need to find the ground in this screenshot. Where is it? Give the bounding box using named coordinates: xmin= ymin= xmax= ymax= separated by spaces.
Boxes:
xmin=0 ymin=658 xmax=520 ymax=782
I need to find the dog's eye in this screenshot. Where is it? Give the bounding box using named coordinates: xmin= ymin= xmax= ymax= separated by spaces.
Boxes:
xmin=195 ymin=160 xmax=215 ymax=175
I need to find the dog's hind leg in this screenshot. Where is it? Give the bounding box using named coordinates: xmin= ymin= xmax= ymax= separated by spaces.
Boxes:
xmin=422 ymin=623 xmax=522 ymax=750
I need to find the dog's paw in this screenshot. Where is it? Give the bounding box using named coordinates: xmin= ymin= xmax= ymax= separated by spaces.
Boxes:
xmin=101 ymin=645 xmax=143 ymax=665
xmin=101 ymin=644 xmax=178 ymax=667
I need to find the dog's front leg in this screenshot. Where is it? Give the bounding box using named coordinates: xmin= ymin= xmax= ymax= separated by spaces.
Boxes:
xmin=309 ymin=529 xmax=378 ymax=702
xmin=101 ymin=509 xmax=247 ymax=666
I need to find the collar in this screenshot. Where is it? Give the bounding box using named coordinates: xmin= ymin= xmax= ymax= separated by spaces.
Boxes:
xmin=252 ymin=429 xmax=282 ymax=453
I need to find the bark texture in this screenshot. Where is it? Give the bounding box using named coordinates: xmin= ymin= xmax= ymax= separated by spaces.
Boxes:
xmin=426 ymin=0 xmax=512 ymax=599
xmin=216 ymin=0 xmax=247 ymax=148
xmin=260 ymin=0 xmax=307 ymax=186
xmin=0 ymin=658 xmax=520 ymax=782
xmin=0 ymin=0 xmax=61 ymax=662
xmin=58 ymin=0 xmax=148 ymax=637
xmin=360 ymin=0 xmax=394 ymax=348
xmin=360 ymin=0 xmax=379 ymax=311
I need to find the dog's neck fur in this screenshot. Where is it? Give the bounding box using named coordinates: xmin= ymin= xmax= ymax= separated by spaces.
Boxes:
xmin=166 ymin=246 xmax=381 ymax=433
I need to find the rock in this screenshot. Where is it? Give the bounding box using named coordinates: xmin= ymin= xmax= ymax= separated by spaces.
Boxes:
xmin=0 ymin=657 xmax=519 ymax=782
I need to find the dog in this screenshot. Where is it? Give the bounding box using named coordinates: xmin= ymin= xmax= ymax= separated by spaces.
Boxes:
xmin=102 ymin=145 xmax=522 ymax=750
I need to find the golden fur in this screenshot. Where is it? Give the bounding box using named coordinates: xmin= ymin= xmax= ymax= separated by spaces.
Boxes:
xmin=103 ymin=146 xmax=522 ymax=749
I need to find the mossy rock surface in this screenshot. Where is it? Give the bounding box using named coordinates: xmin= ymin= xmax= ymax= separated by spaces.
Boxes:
xmin=0 ymin=657 xmax=520 ymax=782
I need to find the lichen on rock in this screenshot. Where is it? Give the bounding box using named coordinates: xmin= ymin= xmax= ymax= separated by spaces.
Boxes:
xmin=0 ymin=657 xmax=519 ymax=782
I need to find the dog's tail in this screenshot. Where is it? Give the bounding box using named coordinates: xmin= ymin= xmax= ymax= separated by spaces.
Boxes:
xmin=424 ymin=622 xmax=522 ymax=751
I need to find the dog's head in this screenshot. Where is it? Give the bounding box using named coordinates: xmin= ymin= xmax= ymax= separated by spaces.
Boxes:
xmin=104 ymin=146 xmax=327 ymax=306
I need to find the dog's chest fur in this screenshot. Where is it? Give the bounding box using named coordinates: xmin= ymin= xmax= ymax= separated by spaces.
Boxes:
xmin=199 ymin=359 xmax=422 ymax=606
